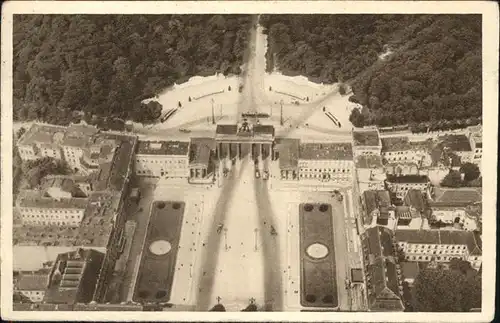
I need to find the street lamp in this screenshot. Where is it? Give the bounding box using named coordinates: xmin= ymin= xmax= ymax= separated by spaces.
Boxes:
xmin=224 ymin=227 xmax=228 ymax=251
xmin=280 ymin=99 xmax=284 ymax=126
xmin=211 ymin=98 xmax=216 ymax=125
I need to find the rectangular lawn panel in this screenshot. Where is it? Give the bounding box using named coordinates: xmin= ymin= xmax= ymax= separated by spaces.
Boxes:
xmin=299 ymin=203 xmax=338 ymax=308
xmin=133 ymin=201 xmax=185 ymax=303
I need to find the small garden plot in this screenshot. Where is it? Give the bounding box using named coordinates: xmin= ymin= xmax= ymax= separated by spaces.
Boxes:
xmin=133 ymin=201 xmax=185 ymax=304
xmin=299 ymin=203 xmax=338 ymax=308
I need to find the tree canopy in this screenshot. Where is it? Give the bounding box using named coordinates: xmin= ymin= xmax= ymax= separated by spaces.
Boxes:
xmin=14 ymin=15 xmax=252 ymax=125
xmin=261 ymin=14 xmax=481 ymax=128
xmin=22 ymin=157 xmax=71 ymax=188
xmin=414 ymin=261 xmax=481 ymax=312
xmin=459 ymin=162 xmax=481 ymax=182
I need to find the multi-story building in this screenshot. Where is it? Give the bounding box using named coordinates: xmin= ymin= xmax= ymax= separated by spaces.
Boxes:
xmin=361 ymin=190 xmax=392 ymax=226
xmin=355 ymin=155 xmax=386 ymax=193
xmin=134 ymin=140 xmax=190 ymax=178
xmin=17 ymin=124 xmax=67 ymax=161
xmin=14 ymin=269 xmax=51 ymax=303
xmin=467 ymin=125 xmax=482 ymax=167
xmin=275 ymin=138 xmax=300 ymax=180
xmin=380 ymin=136 xmax=431 ymax=166
xmin=16 ymin=190 xmax=88 ymax=227
xmin=43 ymin=248 xmax=105 ymax=305
xmin=188 ymin=137 xmax=215 ymax=183
xmin=395 ymin=230 xmax=482 ymax=270
xmin=439 ymin=134 xmax=473 ymax=164
xmin=360 ymin=226 xmax=404 ymax=311
xmin=298 ymin=142 xmax=353 ymax=182
xmin=385 ymin=174 xmax=430 ymax=199
xmin=352 ymin=127 xmax=382 ymax=158
xmin=61 ymin=124 xmax=100 ymax=172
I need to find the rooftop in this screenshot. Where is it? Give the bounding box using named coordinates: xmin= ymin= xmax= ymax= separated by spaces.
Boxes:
xmin=275 ymin=138 xmax=300 ymax=169
xmin=403 ymin=189 xmax=428 ymax=213
xmin=17 ymin=190 xmax=89 ymax=210
xmin=299 ymin=142 xmax=353 ymax=160
xmin=381 ymin=137 xmax=412 ymax=152
xmin=355 ymin=155 xmax=383 ymax=168
xmin=361 ymin=226 xmax=403 ymax=311
xmin=386 ymin=174 xmax=430 ymax=184
xmin=189 ymin=137 xmax=214 ymax=166
xmin=44 ymin=248 xmax=104 ymax=304
xmin=15 ymin=269 xmax=51 ymax=291
xmin=61 ymin=124 xmax=100 ymax=148
xmin=215 ymin=124 xmax=238 ymax=135
xmin=431 ymin=187 xmax=481 ymax=206
xmin=18 ymin=124 xmax=67 ymax=147
xmin=353 ymin=129 xmax=380 ymax=146
xmin=395 ymin=205 xmax=420 ymax=219
xmin=363 ymin=190 xmax=391 ymax=218
xmin=13 ymin=191 xmax=120 ymax=248
xmin=253 ymin=124 xmax=275 ymax=136
xmin=395 ymin=230 xmax=482 ymax=255
xmin=137 ymin=140 xmax=189 ymax=156
xmin=439 ymin=134 xmax=472 ymax=152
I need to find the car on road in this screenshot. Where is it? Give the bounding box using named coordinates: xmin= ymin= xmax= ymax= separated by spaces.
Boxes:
xmin=223 ymin=168 xmax=229 ymax=177
xmin=255 ymin=169 xmax=260 ymax=178
xmin=179 ymin=128 xmax=191 ymax=133
xmin=263 ymin=170 xmax=269 ymax=180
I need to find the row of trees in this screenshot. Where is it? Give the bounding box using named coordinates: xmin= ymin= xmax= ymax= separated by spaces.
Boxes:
xmin=261 ymin=14 xmax=482 ymax=128
xmin=14 ymin=15 xmax=252 ymax=125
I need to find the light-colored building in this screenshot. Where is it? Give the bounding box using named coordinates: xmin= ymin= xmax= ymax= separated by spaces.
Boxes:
xmin=16 ymin=190 xmax=88 ymax=227
xmin=385 ymin=174 xmax=430 ymax=199
xmin=298 ymin=142 xmax=353 ymax=182
xmin=189 ymin=137 xmax=215 ymax=183
xmin=467 ymin=125 xmax=482 ymax=167
xmin=61 ymin=124 xmax=100 ymax=172
xmin=135 ymin=140 xmax=190 ymax=178
xmin=17 ymin=124 xmax=67 ymax=161
xmin=439 ymin=134 xmax=473 ymax=164
xmin=352 ymin=127 xmax=382 ymax=158
xmin=14 ymin=270 xmax=50 ymax=303
xmin=395 ymin=230 xmax=482 ymax=270
xmin=275 ymin=138 xmax=300 ymax=180
xmin=381 ymin=137 xmax=431 ymax=167
xmin=355 ymin=155 xmax=386 ymax=193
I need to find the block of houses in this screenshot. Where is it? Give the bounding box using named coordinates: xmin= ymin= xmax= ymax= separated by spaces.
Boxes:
xmin=43 ymin=248 xmax=105 ymax=305
xmin=134 ymin=140 xmax=190 ymax=178
xmin=467 ymin=125 xmax=482 ymax=167
xmin=298 ymin=142 xmax=353 ymax=182
xmin=394 ymin=230 xmax=482 ymax=270
xmin=385 ymin=174 xmax=430 ymax=199
xmin=188 ymin=137 xmax=216 ymax=183
xmin=427 ymin=187 xmax=482 ymax=231
xmin=275 ymin=138 xmax=300 ymax=180
xmin=352 ymin=127 xmax=382 ymax=158
xmin=380 ymin=136 xmax=431 ymax=167
xmin=17 ymin=124 xmax=67 ymax=161
xmin=14 ymin=269 xmax=51 ymax=303
xmin=438 ymin=134 xmax=473 ymax=164
xmin=355 ymin=155 xmax=386 ymax=193
xmin=360 ymin=226 xmax=404 ymax=311
xmin=361 ymin=190 xmax=392 ymax=226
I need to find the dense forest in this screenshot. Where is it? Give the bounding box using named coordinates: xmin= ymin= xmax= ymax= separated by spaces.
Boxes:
xmin=13 ymin=15 xmax=252 ymax=125
xmin=261 ymin=15 xmax=482 ymax=128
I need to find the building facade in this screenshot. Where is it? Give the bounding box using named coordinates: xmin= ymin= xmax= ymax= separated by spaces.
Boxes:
xmin=298 ymin=143 xmax=354 ymax=182
xmin=380 ymin=136 xmax=431 ymax=166
xmin=385 ymin=174 xmax=430 ymax=199
xmin=352 ymin=127 xmax=382 ymax=158
xmin=17 ymin=124 xmax=67 ymax=161
xmin=395 ymin=230 xmax=482 ymax=270
xmin=189 ymin=137 xmax=216 ymax=183
xmin=134 ymin=140 xmax=190 ymax=178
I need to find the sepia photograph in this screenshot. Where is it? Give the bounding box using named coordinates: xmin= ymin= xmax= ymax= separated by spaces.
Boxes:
xmin=1 ymin=1 xmax=498 ymax=321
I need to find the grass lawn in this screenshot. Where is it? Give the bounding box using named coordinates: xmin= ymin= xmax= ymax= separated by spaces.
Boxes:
xmin=133 ymin=201 xmax=185 ymax=304
xmin=299 ymin=203 xmax=338 ymax=308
